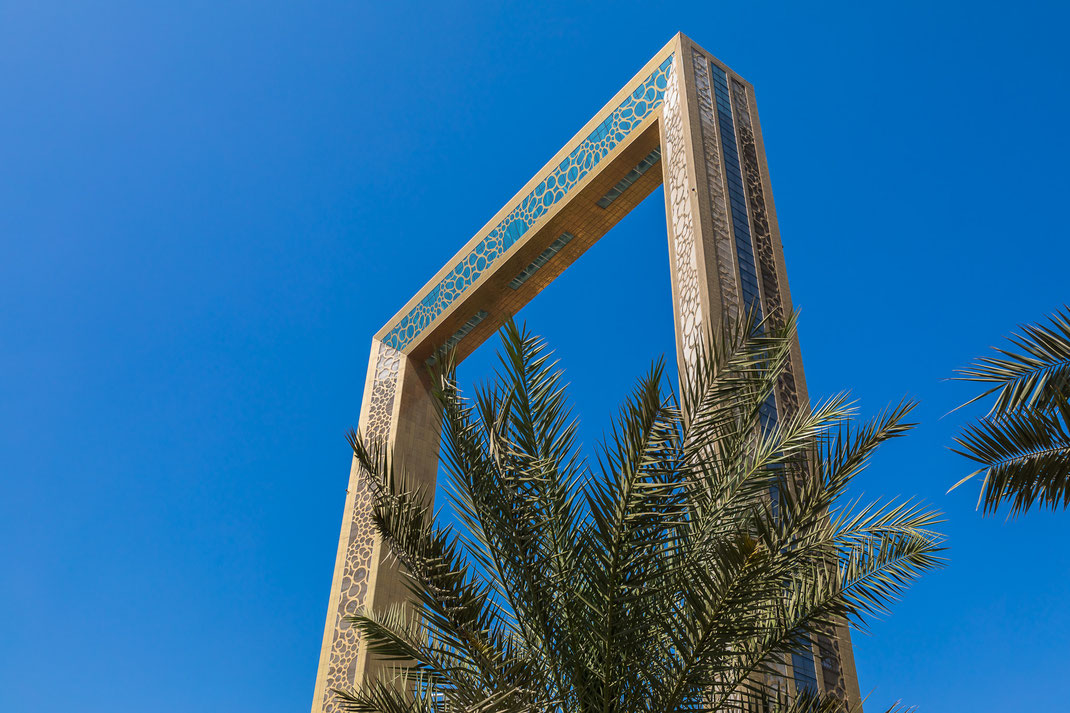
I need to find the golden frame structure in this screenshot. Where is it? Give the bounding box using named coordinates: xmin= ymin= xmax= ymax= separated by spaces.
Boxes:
xmin=312 ymin=33 xmax=861 ymax=713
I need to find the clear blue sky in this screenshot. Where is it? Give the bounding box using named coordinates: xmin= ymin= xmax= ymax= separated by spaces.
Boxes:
xmin=2 ymin=2 xmax=1067 ymax=711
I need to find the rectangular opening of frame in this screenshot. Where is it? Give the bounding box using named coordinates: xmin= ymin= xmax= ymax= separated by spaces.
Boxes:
xmin=595 ymin=146 xmax=662 ymax=209
xmin=507 ymin=232 xmax=576 ymax=290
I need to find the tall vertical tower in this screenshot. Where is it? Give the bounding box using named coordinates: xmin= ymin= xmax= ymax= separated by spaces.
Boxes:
xmin=312 ymin=33 xmax=862 ymax=712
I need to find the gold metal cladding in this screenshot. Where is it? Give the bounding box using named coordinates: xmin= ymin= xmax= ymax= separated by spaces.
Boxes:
xmin=312 ymin=32 xmax=862 ymax=713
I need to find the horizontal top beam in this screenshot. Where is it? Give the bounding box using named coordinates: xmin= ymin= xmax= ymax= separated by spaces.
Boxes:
xmin=373 ymin=33 xmax=747 ymax=358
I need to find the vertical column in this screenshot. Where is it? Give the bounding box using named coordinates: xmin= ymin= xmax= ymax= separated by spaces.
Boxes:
xmin=666 ymin=36 xmax=863 ymax=710
xmin=311 ymin=341 xmax=442 ymax=713
xmin=661 ymin=39 xmax=751 ymax=387
xmin=661 ymin=46 xmax=736 ymax=384
xmin=721 ymin=72 xmax=820 ymax=700
xmin=730 ymin=77 xmax=863 ymax=708
xmin=660 ymin=50 xmax=705 ymax=379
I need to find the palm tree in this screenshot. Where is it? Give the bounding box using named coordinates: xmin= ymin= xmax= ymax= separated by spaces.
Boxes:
xmin=338 ymin=314 xmax=942 ymax=713
xmin=951 ymin=306 xmax=1070 ymax=515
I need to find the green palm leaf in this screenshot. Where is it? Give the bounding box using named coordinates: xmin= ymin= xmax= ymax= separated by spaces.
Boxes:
xmin=952 ymin=399 xmax=1070 ymax=515
xmin=952 ymin=307 xmax=1070 ymax=515
xmin=338 ymin=313 xmax=942 ymax=713
xmin=955 ymin=306 xmax=1070 ymax=415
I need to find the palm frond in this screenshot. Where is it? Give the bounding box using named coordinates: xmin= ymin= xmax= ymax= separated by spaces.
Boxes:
xmin=435 ymin=320 xmax=587 ymax=705
xmin=955 ymin=306 xmax=1070 ymax=415
xmin=346 ymin=428 xmax=541 ymax=708
xmin=951 ymin=307 xmax=1070 ymax=515
xmin=582 ymin=358 xmax=689 ymax=711
xmin=334 ymin=672 xmax=439 ymax=713
xmin=951 ymin=398 xmax=1070 ymax=515
xmin=774 ymin=687 xmax=849 ymax=713
xmin=681 ymin=308 xmax=793 ymax=444
xmin=340 ymin=312 xmax=940 ymax=713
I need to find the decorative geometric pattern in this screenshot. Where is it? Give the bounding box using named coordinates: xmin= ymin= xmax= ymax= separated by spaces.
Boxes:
xmin=817 ymin=626 xmax=848 ymax=702
xmin=662 ymin=58 xmax=703 ymax=373
xmin=322 ymin=342 xmax=401 ymax=713
xmin=709 ymin=64 xmax=762 ymax=316
xmin=729 ymin=79 xmax=800 ymax=419
xmin=690 ymin=49 xmax=740 ymax=322
xmin=705 ymin=59 xmax=781 ymax=437
xmin=365 ymin=345 xmax=402 ymax=444
xmin=381 ymin=56 xmax=675 ymax=353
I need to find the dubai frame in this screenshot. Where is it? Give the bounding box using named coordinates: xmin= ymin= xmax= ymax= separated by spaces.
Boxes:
xmin=312 ymin=33 xmax=862 ymax=712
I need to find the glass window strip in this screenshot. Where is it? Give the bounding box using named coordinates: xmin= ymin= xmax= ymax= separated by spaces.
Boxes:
xmin=424 ymin=310 xmax=490 ymax=366
xmin=710 ymin=60 xmax=822 ymax=698
xmin=507 ymin=232 xmax=576 ymax=290
xmin=596 ymin=147 xmax=663 ymax=208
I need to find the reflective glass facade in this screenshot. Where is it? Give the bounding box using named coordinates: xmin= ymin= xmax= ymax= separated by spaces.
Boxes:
xmin=710 ymin=59 xmax=820 ymax=698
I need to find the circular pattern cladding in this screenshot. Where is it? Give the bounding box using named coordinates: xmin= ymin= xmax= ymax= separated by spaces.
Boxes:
xmin=662 ymin=61 xmax=704 ymax=372
xmin=322 ymin=344 xmax=401 ymax=711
